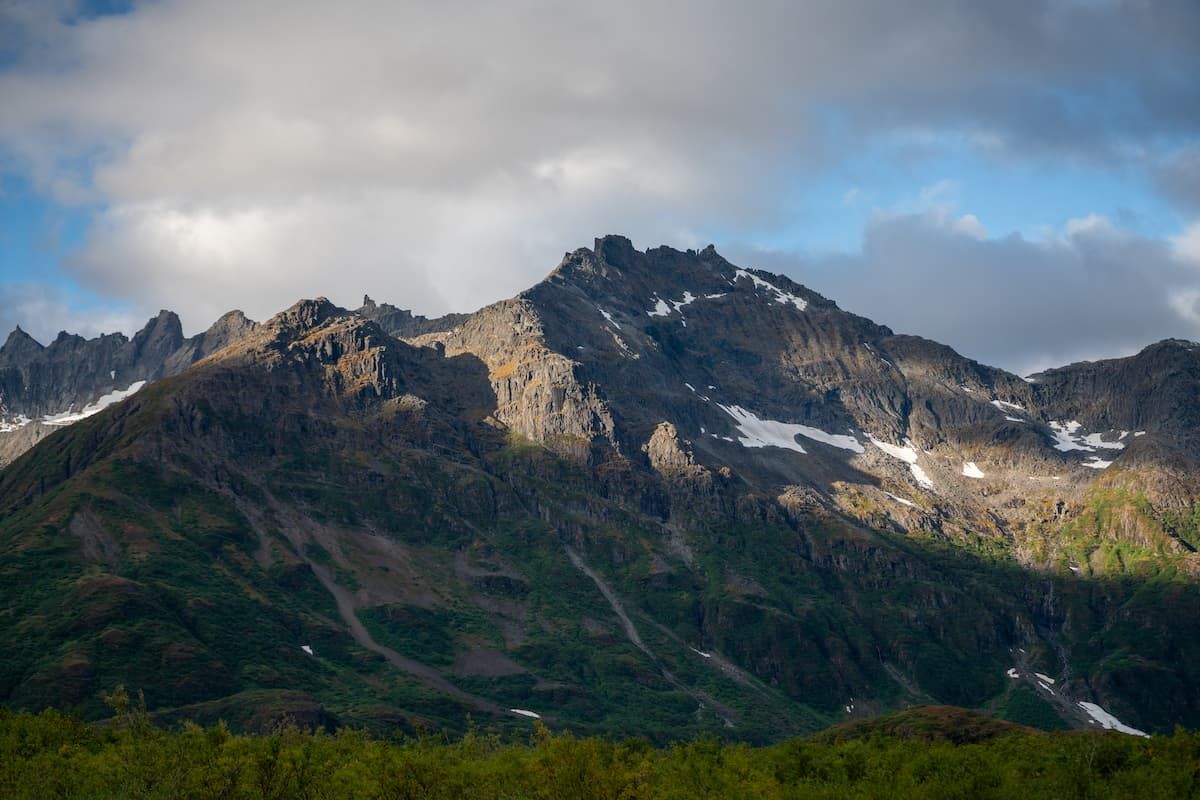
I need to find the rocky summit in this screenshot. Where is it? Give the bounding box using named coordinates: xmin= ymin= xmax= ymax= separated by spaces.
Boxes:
xmin=0 ymin=236 xmax=1198 ymax=741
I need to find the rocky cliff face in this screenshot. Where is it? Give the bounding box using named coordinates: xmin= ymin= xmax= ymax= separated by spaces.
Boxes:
xmin=1 ymin=236 xmax=1198 ymax=740
xmin=401 ymin=237 xmax=1196 ymax=571
xmin=427 ymin=298 xmax=618 ymax=457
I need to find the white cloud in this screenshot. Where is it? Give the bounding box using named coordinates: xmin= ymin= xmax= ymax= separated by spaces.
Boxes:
xmin=0 ymin=0 xmax=1197 ymax=351
xmin=70 ymin=178 xmax=717 ymax=333
xmin=1167 ymin=288 xmax=1200 ymax=327
xmin=1064 ymin=213 xmax=1116 ymax=240
xmin=1172 ymin=222 xmax=1200 ymax=268
xmin=953 ymin=213 xmax=988 ymax=240
xmin=868 ymin=183 xmax=989 ymax=243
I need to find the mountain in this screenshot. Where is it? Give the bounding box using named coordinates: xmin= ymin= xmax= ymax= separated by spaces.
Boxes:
xmin=0 ymin=309 xmax=259 ymax=467
xmin=0 ymin=236 xmax=1197 ymax=741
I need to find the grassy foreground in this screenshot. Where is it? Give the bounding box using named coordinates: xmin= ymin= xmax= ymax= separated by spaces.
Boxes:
xmin=3 ymin=701 xmax=1200 ymax=800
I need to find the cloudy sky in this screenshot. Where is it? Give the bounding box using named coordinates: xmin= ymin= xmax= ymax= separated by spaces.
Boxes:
xmin=1 ymin=0 xmax=1198 ymax=375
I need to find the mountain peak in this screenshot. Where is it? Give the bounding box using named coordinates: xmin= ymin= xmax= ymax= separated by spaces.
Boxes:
xmin=200 ymin=309 xmax=258 ymax=347
xmin=212 ymin=309 xmax=253 ymax=326
xmin=536 ymin=236 xmax=827 ymax=328
xmin=355 ymin=297 xmax=470 ymax=340
xmin=130 ymin=310 xmax=185 ymax=366
xmin=1145 ymin=338 xmax=1199 ymax=354
xmin=133 ymin=310 xmax=184 ymax=338
xmin=270 ymin=297 xmax=347 ymax=333
xmin=593 ymin=233 xmax=638 ymax=264
xmin=543 ymin=236 xmax=725 ymax=296
xmin=51 ymin=330 xmax=85 ymax=347
xmin=2 ymin=324 xmax=41 ymax=349
xmin=0 ymin=325 xmax=44 ymax=366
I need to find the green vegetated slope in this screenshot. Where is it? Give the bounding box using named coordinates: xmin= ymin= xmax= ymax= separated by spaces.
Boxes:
xmin=2 ymin=337 xmax=1198 ymax=745
xmin=3 ymin=705 xmax=1199 ymax=800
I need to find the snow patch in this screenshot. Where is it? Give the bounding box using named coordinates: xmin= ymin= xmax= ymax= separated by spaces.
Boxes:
xmin=1080 ymin=432 xmax=1125 ymax=450
xmin=962 ymin=462 xmax=985 ymax=479
xmin=1006 ymin=668 xmax=1020 ymax=679
xmin=868 ymin=436 xmax=932 ymax=489
xmin=868 ymin=434 xmax=912 ymax=465
xmin=883 ymin=491 xmax=917 ymax=508
xmin=1077 ymin=702 xmax=1149 ymax=737
xmin=598 ymin=308 xmax=621 ymax=329
xmin=42 ymin=381 xmax=148 ymax=427
xmin=690 ymin=647 xmax=713 ymax=659
xmin=909 ymin=464 xmax=934 ymax=490
xmin=868 ymin=436 xmax=918 ymax=464
xmin=991 ymin=399 xmax=1024 ymax=412
xmin=717 ymin=404 xmax=865 ymax=454
xmin=0 ymin=414 xmax=32 ymax=433
xmin=510 ymin=708 xmax=541 ymax=719
xmin=1004 ymin=416 xmax=1024 ymax=423
xmin=301 ymin=645 xmax=314 ymax=656
xmin=1050 ymin=420 xmax=1126 ymax=453
xmin=1049 ymin=420 xmax=1085 ymax=451
xmin=1034 ymin=672 xmax=1055 ymax=685
xmin=648 ymin=297 xmax=672 ymax=317
xmin=1082 ymin=457 xmax=1113 ymax=469
xmin=735 ymin=269 xmax=808 ymax=310
xmin=648 ymin=291 xmax=699 ymax=319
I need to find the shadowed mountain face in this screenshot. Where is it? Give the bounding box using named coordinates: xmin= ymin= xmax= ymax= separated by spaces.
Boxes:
xmin=0 ymin=236 xmax=1198 ymax=741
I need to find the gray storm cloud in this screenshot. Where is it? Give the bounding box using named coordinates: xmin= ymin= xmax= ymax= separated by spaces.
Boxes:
xmin=0 ymin=0 xmax=1197 ymax=369
xmin=735 ymin=213 xmax=1200 ymax=376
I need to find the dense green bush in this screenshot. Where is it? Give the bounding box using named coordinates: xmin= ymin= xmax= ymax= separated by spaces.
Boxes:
xmin=2 ymin=699 xmax=1197 ymax=799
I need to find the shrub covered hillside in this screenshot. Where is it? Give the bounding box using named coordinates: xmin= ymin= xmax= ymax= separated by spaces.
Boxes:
xmin=2 ymin=702 xmax=1198 ymax=799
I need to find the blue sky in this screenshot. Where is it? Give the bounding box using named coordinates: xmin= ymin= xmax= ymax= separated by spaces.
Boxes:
xmin=1 ymin=0 xmax=1198 ymax=373
xmin=730 ymin=139 xmax=1186 ymax=256
xmin=0 ymin=173 xmax=86 ymax=283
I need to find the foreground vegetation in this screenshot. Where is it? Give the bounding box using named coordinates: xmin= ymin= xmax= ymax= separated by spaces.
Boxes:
xmin=3 ymin=702 xmax=1198 ymax=799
